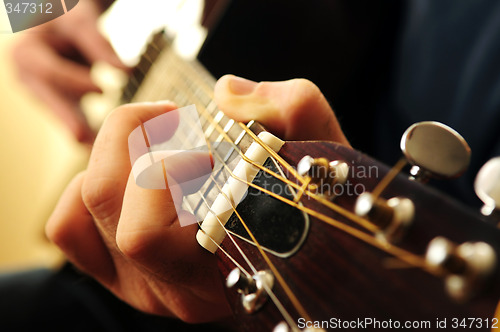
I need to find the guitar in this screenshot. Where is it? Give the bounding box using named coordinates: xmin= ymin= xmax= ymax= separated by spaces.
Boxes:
xmin=112 ymin=30 xmax=500 ymax=331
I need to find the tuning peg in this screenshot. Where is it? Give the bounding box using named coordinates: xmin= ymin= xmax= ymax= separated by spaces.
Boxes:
xmin=474 ymin=157 xmax=500 ymax=216
xmin=355 ymin=192 xmax=414 ymax=242
xmin=297 ymin=155 xmax=349 ymax=195
xmin=400 ymin=121 xmax=471 ymax=181
xmin=226 ymin=268 xmax=274 ymax=314
xmin=226 ymin=268 xmax=258 ymax=295
xmin=425 ymin=237 xmax=496 ymax=302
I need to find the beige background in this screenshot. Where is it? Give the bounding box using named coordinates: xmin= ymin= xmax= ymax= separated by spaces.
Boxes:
xmin=0 ymin=34 xmax=89 ymax=271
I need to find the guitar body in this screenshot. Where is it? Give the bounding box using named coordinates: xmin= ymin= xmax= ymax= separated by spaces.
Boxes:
xmin=216 ymin=141 xmax=500 ymax=330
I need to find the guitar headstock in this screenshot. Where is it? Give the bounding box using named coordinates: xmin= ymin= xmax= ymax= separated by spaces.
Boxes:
xmin=214 ymin=122 xmax=500 ymax=331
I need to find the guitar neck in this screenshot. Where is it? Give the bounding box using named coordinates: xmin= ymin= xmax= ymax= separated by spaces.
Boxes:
xmin=123 ymin=31 xmax=262 ymax=151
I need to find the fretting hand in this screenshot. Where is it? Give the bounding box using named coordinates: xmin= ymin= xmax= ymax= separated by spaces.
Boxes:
xmin=45 ymin=75 xmax=349 ymax=323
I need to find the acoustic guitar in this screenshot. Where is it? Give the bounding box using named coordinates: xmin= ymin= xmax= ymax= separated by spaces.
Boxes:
xmin=112 ymin=30 xmax=500 ymax=331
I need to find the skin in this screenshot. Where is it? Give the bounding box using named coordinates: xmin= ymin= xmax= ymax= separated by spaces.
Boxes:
xmin=45 ymin=74 xmax=350 ymax=323
xmin=11 ymin=0 xmax=127 ymax=144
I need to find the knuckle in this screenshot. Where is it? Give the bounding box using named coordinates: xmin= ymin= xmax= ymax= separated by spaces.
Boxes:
xmin=104 ymin=104 xmax=134 ymax=126
xmin=116 ymin=229 xmax=148 ymax=260
xmin=288 ymin=78 xmax=325 ymax=114
xmin=290 ymin=78 xmax=323 ymax=105
xmin=45 ymin=216 xmax=67 ymax=248
xmin=81 ymin=177 xmax=120 ymax=221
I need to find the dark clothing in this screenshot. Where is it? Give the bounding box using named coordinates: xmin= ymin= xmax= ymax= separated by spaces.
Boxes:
xmin=0 ymin=264 xmax=226 ymax=331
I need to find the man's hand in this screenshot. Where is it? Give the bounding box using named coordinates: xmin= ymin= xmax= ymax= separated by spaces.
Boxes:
xmin=11 ymin=0 xmax=127 ymax=144
xmin=46 ymin=76 xmax=348 ymax=323
xmin=46 ymin=101 xmax=231 ymax=323
xmin=214 ymin=75 xmax=350 ymax=145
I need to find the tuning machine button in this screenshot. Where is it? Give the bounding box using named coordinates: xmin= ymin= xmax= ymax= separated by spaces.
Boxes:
xmin=400 ymin=121 xmax=471 ymax=181
xmin=475 ymin=157 xmax=500 ymax=216
xmin=226 ymin=268 xmax=274 ymax=314
xmin=297 ymin=155 xmax=349 ymax=195
xmin=426 ymin=237 xmax=496 ymax=302
xmin=355 ymin=192 xmax=414 ymax=242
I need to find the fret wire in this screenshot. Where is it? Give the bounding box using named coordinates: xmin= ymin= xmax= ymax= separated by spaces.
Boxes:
xmin=233 ymin=128 xmax=247 ymax=146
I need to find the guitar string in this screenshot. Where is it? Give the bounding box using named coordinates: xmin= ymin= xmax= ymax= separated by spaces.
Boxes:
xmin=151 ymin=103 xmax=303 ymax=329
xmin=147 ymin=124 xmax=301 ymax=327
xmin=131 ymin=42 xmax=443 ymax=277
xmin=142 ymin=56 xmax=443 ymax=322
xmin=206 ymin=154 xmax=313 ymax=322
xmin=195 ymin=174 xmax=301 ymax=330
xmin=148 ymin=57 xmax=321 ymax=320
xmin=158 ymin=86 xmax=304 ymax=328
xmin=132 ymin=47 xmax=304 ymax=328
xmin=161 ymin=51 xmax=446 ymax=277
xmin=213 ymin=149 xmax=445 ymax=277
xmin=163 ymin=50 xmax=381 ymax=234
xmin=371 ymin=158 xmax=408 ymax=199
xmin=124 ymin=35 xmax=447 ymax=322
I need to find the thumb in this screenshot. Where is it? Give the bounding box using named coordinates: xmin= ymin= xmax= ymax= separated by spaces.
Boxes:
xmin=214 ymin=75 xmax=350 ymax=146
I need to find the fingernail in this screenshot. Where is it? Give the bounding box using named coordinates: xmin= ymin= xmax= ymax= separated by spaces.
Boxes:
xmin=153 ymin=100 xmax=177 ymax=107
xmin=229 ymin=76 xmax=257 ymax=95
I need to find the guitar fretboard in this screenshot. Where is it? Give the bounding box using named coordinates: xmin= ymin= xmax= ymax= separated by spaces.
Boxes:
xmin=123 ymin=30 xmax=264 ymax=222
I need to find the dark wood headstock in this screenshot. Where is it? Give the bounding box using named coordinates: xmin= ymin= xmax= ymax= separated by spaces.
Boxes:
xmin=216 ymin=140 xmax=500 ymax=331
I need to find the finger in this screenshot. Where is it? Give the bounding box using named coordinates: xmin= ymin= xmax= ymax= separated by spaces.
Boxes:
xmin=23 ymin=75 xmax=96 ymax=143
xmin=61 ymin=0 xmax=127 ymax=70
xmin=132 ymin=149 xmax=214 ymax=195
xmin=116 ymin=174 xmax=229 ymax=322
xmin=14 ymin=38 xmax=102 ymax=96
xmin=12 ymin=39 xmax=98 ymax=143
xmin=214 ymin=74 xmax=351 ymax=145
xmin=46 ymin=172 xmax=116 ymax=286
xmin=82 ymin=102 xmax=178 ymax=238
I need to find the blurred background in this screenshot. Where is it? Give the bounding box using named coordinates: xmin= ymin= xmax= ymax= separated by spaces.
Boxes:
xmin=0 ymin=0 xmax=205 ymax=271
xmin=0 ymin=31 xmax=88 ymax=270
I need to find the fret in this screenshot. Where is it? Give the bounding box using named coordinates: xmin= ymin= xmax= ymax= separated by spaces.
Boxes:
xmin=200 ymin=101 xmax=218 ymax=132
xmin=204 ymin=111 xmax=224 ymax=139
xmin=233 ymin=128 xmax=247 ymax=147
xmin=223 ymin=119 xmax=235 ymax=134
